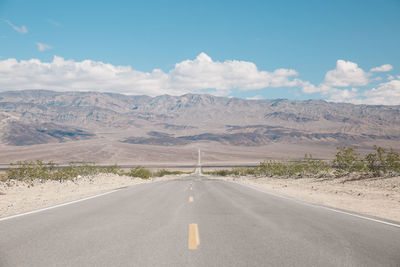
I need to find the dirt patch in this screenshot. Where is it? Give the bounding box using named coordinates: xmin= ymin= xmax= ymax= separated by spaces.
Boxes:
xmin=212 ymin=175 xmax=400 ymax=223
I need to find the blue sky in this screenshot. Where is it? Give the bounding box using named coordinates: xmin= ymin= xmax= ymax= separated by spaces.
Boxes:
xmin=0 ymin=0 xmax=400 ymax=104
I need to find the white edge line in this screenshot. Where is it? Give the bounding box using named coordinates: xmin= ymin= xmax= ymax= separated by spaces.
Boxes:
xmin=0 ymin=188 xmax=122 ymax=222
xmin=0 ymin=179 xmax=172 ymax=222
xmin=231 ymin=179 xmax=400 ymax=229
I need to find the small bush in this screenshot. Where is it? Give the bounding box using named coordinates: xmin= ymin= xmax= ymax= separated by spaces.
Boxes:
xmin=4 ymin=161 xmax=124 ymax=181
xmin=0 ymin=173 xmax=7 ymax=182
xmin=99 ymin=164 xmax=122 ymax=175
xmin=204 ymin=169 xmax=235 ymax=176
xmin=363 ymin=146 xmax=400 ymax=175
xmin=386 ymin=148 xmax=400 ymax=171
xmin=334 ymin=147 xmax=364 ymax=173
xmin=152 ymin=169 xmax=184 ymax=177
xmin=127 ymin=167 xmax=152 ymax=179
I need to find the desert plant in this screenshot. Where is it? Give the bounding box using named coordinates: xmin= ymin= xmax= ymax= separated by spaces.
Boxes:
xmin=103 ymin=164 xmax=122 ymax=175
xmin=386 ymin=148 xmax=400 ymax=171
xmin=364 ymin=152 xmax=379 ymax=175
xmin=0 ymin=173 xmax=7 ymax=182
xmin=127 ymin=167 xmax=152 ymax=179
xmin=152 ymin=169 xmax=184 ymax=177
xmin=364 ymin=146 xmax=400 ymax=174
xmin=5 ymin=161 xmax=125 ymax=181
xmin=375 ymin=146 xmax=387 ymax=173
xmin=204 ymin=169 xmax=236 ymax=176
xmin=6 ymin=161 xmax=52 ymax=180
xmin=334 ymin=147 xmax=364 ymax=172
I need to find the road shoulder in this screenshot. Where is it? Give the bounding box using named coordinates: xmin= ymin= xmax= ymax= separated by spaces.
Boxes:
xmin=0 ymin=174 xmax=178 ymax=218
xmin=208 ymin=175 xmax=400 ymax=223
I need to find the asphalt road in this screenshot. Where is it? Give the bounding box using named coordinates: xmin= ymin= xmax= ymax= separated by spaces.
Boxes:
xmin=1 ymin=174 xmax=400 ymax=266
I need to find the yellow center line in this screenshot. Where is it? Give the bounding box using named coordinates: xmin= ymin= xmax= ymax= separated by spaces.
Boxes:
xmin=190 ymin=186 xmax=192 ymax=190
xmin=188 ymin=223 xmax=200 ymax=250
xmin=189 ymin=196 xmax=194 ymax=202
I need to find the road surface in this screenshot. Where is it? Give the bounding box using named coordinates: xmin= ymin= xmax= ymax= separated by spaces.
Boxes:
xmin=1 ymin=174 xmax=400 ymax=266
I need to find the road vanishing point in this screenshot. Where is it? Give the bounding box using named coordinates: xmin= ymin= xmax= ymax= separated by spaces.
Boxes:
xmin=1 ymin=174 xmax=400 ymax=266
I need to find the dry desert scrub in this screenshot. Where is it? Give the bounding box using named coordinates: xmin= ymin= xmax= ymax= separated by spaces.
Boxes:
xmin=4 ymin=161 xmax=187 ymax=182
xmin=206 ymin=146 xmax=400 ymax=180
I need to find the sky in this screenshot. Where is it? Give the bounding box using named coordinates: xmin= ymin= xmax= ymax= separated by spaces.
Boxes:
xmin=0 ymin=0 xmax=400 ymax=104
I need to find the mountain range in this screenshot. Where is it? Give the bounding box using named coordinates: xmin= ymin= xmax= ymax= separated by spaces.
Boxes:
xmin=0 ymin=90 xmax=399 ymax=165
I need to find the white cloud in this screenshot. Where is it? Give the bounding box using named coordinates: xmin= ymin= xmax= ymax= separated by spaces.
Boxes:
xmin=326 ymin=88 xmax=359 ymax=103
xmin=323 ymin=60 xmax=369 ymax=87
xmin=36 ymin=42 xmax=52 ymax=51
xmin=0 ymin=53 xmax=303 ymax=96
xmin=0 ymin=53 xmax=397 ymax=105
xmin=361 ymin=80 xmax=400 ymax=105
xmin=4 ymin=19 xmax=28 ymax=34
xmin=246 ymin=95 xmax=263 ymax=100
xmin=323 ymin=79 xmax=400 ymax=105
xmin=167 ymin=52 xmax=300 ymax=92
xmin=370 ymin=64 xmax=393 ymax=72
xmin=299 ymin=59 xmax=385 ymax=104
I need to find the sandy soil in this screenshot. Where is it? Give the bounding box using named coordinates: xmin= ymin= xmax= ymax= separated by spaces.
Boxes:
xmin=0 ymin=174 xmax=178 ymax=218
xmin=210 ymin=175 xmax=400 ymax=223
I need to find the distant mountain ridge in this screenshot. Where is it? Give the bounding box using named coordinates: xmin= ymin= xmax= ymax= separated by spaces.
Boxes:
xmin=1 ymin=89 xmax=400 ymax=148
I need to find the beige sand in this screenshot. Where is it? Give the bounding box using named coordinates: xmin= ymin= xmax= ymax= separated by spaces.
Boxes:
xmin=210 ymin=175 xmax=400 ymax=223
xmin=0 ymin=174 xmax=178 ymax=218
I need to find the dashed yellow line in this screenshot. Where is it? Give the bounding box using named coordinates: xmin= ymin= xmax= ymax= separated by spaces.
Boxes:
xmin=188 ymin=223 xmax=200 ymax=250
xmin=189 ymin=196 xmax=194 ymax=202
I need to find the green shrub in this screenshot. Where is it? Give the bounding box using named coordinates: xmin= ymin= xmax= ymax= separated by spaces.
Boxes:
xmin=103 ymin=164 xmax=122 ymax=175
xmin=204 ymin=169 xmax=234 ymax=176
xmin=206 ymin=156 xmax=329 ymax=177
xmin=364 ymin=146 xmax=400 ymax=175
xmin=152 ymin=169 xmax=184 ymax=177
xmin=4 ymin=161 xmax=124 ymax=181
xmin=127 ymin=167 xmax=152 ymax=179
xmin=386 ymin=148 xmax=400 ymax=171
xmin=6 ymin=160 xmax=53 ymax=180
xmin=334 ymin=147 xmax=364 ymax=172
xmin=0 ymin=173 xmax=7 ymax=182
xmin=364 ymin=152 xmax=379 ymax=175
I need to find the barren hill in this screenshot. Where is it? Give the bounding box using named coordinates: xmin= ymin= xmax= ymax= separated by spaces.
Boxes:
xmin=0 ymin=90 xmax=399 ymax=165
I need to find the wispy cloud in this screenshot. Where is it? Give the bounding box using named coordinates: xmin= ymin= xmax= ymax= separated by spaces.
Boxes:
xmin=370 ymin=64 xmax=393 ymax=72
xmin=246 ymin=95 xmax=263 ymax=100
xmin=36 ymin=42 xmax=52 ymax=51
xmin=47 ymin=18 xmax=61 ymax=27
xmin=4 ymin=19 xmax=28 ymax=34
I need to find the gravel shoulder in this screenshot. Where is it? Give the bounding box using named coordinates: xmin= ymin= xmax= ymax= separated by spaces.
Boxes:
xmin=0 ymin=174 xmax=178 ymax=218
xmin=209 ymin=175 xmax=400 ymax=223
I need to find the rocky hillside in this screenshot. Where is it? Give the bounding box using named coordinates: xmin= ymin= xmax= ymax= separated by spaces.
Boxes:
xmin=1 ymin=90 xmax=400 ymax=147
